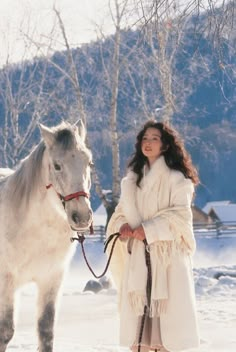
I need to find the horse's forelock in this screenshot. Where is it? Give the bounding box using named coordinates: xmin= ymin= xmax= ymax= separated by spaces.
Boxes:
xmin=53 ymin=123 xmax=88 ymax=152
xmin=55 ymin=128 xmax=75 ymax=151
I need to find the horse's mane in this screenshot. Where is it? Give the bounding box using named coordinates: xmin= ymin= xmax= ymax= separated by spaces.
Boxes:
xmin=7 ymin=142 xmax=46 ymax=208
xmin=6 ymin=122 xmax=84 ymax=210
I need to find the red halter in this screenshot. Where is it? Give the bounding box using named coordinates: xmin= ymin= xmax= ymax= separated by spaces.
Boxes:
xmin=46 ymin=184 xmax=89 ymax=202
xmin=46 ymin=183 xmax=93 ymax=234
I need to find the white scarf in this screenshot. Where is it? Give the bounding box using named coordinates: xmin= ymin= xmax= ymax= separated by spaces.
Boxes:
xmin=107 ymin=157 xmax=195 ymax=317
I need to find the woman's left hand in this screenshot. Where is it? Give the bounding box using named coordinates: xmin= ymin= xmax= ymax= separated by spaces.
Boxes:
xmin=133 ymin=225 xmax=146 ymax=241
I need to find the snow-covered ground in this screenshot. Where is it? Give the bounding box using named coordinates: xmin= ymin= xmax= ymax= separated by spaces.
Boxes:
xmin=8 ymin=234 xmax=236 ymax=352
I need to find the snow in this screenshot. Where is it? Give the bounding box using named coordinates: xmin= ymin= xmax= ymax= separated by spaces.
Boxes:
xmin=207 ymin=204 xmax=236 ymax=223
xmin=93 ymin=203 xmax=107 ymax=227
xmin=202 ymin=201 xmax=231 ymax=214
xmin=7 ymin=234 xmax=236 ymax=352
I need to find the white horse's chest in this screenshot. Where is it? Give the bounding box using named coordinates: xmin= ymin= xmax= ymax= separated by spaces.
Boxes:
xmin=13 ymin=224 xmax=75 ymax=286
xmin=4 ymin=198 xmax=74 ymax=284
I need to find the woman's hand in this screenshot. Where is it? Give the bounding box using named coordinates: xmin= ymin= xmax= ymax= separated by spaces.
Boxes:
xmin=133 ymin=225 xmax=146 ymax=241
xmin=119 ymin=223 xmax=133 ymax=240
xmin=119 ymin=223 xmax=146 ymax=242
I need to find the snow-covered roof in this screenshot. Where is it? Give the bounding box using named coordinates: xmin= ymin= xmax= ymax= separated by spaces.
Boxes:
xmin=93 ymin=203 xmax=107 ymax=226
xmin=203 ymin=201 xmax=231 ymax=214
xmin=208 ymin=204 xmax=236 ymax=223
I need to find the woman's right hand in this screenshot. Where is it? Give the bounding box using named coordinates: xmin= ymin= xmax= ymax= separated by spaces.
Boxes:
xmin=119 ymin=223 xmax=133 ymax=240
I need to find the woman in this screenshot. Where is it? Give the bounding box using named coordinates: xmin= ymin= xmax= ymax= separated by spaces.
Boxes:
xmin=107 ymin=120 xmax=200 ymax=352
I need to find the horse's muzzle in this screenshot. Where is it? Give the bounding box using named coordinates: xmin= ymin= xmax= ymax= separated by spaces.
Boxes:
xmin=70 ymin=209 xmax=93 ymax=231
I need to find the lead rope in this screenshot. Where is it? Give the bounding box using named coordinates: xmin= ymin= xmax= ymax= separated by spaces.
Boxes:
xmin=137 ymin=239 xmax=153 ymax=352
xmin=74 ymin=233 xmax=155 ymax=351
xmin=71 ymin=232 xmax=120 ymax=279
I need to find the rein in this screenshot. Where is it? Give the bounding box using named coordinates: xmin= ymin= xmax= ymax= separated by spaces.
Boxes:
xmin=138 ymin=238 xmax=153 ymax=352
xmin=73 ymin=232 xmax=153 ymax=352
xmin=71 ymin=232 xmax=120 ymax=279
xmin=46 ymin=184 xmax=120 ymax=278
xmin=72 ymin=225 xmax=153 ymax=351
xmin=73 ymin=232 xmax=153 ymax=351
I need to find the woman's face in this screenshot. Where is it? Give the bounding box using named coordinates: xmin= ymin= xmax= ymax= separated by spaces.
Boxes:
xmin=141 ymin=127 xmax=163 ymax=165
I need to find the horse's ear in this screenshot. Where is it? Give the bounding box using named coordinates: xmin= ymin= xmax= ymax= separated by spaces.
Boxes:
xmin=39 ymin=123 xmax=55 ymax=147
xmin=75 ymin=119 xmax=86 ymax=142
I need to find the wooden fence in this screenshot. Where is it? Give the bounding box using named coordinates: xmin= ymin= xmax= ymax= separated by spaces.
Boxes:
xmin=91 ymin=222 xmax=236 ymax=240
xmin=193 ymin=221 xmax=236 ymax=237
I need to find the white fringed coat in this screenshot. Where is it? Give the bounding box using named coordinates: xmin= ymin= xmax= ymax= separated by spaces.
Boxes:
xmin=107 ymin=156 xmax=200 ymax=352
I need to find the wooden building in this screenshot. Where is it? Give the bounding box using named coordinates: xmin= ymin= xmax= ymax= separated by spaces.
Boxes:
xmin=191 ymin=205 xmax=212 ymax=225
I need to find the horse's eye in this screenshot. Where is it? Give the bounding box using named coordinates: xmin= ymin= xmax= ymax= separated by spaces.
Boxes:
xmin=54 ymin=163 xmax=61 ymax=171
xmin=89 ymin=161 xmax=94 ymax=168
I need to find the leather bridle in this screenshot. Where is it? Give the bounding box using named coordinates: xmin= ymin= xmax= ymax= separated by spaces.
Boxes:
xmin=46 ymin=183 xmax=93 ymax=233
xmin=46 ymin=183 xmax=89 ymax=208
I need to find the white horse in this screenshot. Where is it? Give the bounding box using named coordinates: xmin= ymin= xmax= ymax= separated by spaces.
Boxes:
xmin=0 ymin=120 xmax=93 ymax=352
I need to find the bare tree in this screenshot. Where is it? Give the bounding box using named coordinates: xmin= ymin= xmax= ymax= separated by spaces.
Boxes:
xmin=0 ymin=54 xmax=64 ymax=167
xmin=0 ymin=12 xmax=74 ymax=168
xmin=50 ymin=2 xmax=128 ymax=225
xmin=142 ymin=8 xmax=190 ymax=123
xmin=132 ymin=0 xmax=236 ymax=67
xmin=102 ymin=0 xmax=129 ymax=221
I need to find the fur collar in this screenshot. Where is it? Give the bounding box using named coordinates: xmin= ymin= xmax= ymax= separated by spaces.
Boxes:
xmin=142 ymin=155 xmax=169 ymax=188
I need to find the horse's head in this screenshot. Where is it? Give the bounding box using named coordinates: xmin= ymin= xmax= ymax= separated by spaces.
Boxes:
xmin=40 ymin=120 xmax=93 ymax=232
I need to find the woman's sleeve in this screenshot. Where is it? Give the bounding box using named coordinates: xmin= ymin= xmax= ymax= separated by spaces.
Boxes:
xmin=106 ymin=202 xmax=128 ymax=291
xmin=106 ymin=202 xmax=128 ymax=236
xmin=106 ymin=171 xmax=136 ymax=235
xmin=142 ymin=173 xmax=194 ymax=245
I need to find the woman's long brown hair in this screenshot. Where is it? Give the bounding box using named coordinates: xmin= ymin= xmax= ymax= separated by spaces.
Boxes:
xmin=128 ymin=120 xmax=200 ymax=187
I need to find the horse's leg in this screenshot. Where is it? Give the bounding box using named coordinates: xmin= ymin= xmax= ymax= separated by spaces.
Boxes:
xmin=0 ymin=272 xmax=15 ymax=352
xmin=36 ymin=273 xmax=64 ymax=352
